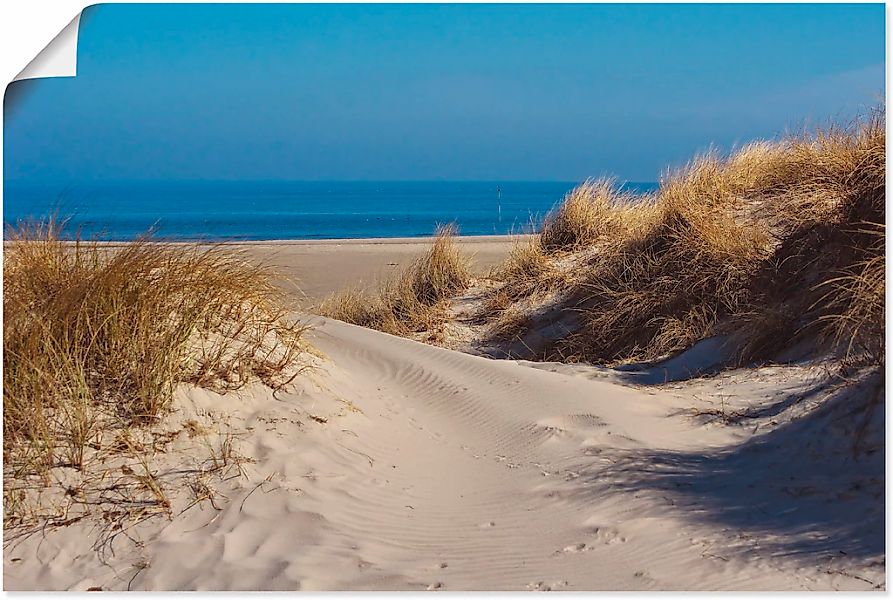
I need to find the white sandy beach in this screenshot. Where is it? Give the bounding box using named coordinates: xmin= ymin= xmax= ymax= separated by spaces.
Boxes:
xmin=3 ymin=240 xmax=883 ymax=592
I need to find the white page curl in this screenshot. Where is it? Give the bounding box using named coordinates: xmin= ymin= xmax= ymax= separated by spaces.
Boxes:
xmin=14 ymin=12 xmax=81 ymax=81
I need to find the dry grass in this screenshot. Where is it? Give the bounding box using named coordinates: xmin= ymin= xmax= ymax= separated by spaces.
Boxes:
xmin=486 ymin=109 xmax=884 ymax=368
xmin=314 ymin=284 xmax=393 ymax=331
xmin=3 ymin=221 xmax=310 ymax=477
xmin=730 ymin=110 xmax=885 ymax=366
xmin=822 ymin=235 xmax=885 ymax=364
xmin=403 ymin=224 xmax=472 ymax=305
xmin=557 ymin=183 xmax=770 ymax=363
xmin=489 ymin=304 xmax=533 ymax=342
xmin=317 ymin=224 xmax=471 ymax=335
xmin=540 ymin=178 xmax=638 ymax=252
xmin=496 ymin=236 xmax=550 ymax=282
xmin=489 ymin=235 xmax=558 ymax=302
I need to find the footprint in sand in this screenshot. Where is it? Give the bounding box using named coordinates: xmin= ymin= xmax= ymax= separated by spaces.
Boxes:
xmin=589 ymin=526 xmax=627 ymax=545
xmin=634 ymin=570 xmax=657 ymax=585
xmin=526 ymin=580 xmax=568 ymax=591
xmin=553 ymin=542 xmax=590 ymax=556
xmin=478 ymin=521 xmax=496 ymax=529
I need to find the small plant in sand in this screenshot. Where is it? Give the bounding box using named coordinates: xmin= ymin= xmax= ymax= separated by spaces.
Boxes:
xmin=3 ymin=221 xmax=311 ymax=480
xmin=317 ymin=224 xmax=471 ymax=336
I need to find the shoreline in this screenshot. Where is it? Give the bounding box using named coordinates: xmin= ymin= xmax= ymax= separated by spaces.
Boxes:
xmin=15 ymin=233 xmax=531 ymax=247
xmin=222 ymin=234 xmax=532 ymax=246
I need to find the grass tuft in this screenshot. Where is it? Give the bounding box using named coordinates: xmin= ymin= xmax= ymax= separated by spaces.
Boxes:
xmin=317 ymin=224 xmax=471 ymax=335
xmin=3 ymin=221 xmax=310 ymax=475
xmin=540 ymin=178 xmax=633 ymax=252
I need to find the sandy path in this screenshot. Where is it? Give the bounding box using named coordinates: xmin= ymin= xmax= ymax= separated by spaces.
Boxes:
xmin=4 ymin=318 xmax=882 ymax=591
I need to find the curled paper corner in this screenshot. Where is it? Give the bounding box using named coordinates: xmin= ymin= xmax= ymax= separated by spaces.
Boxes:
xmin=14 ymin=12 xmax=82 ymax=82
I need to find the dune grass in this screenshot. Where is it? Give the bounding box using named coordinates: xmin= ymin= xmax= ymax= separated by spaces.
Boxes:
xmin=540 ymin=178 xmax=644 ymax=252
xmin=727 ymin=111 xmax=885 ymax=366
xmin=489 ymin=109 xmax=884 ymax=368
xmin=317 ymin=224 xmax=471 ymax=336
xmin=315 ymin=111 xmax=883 ymax=370
xmin=557 ymin=161 xmax=772 ymax=363
xmin=488 ymin=235 xmax=557 ymax=303
xmin=816 ymin=229 xmax=885 ymax=365
xmin=3 ymin=222 xmax=310 ymax=476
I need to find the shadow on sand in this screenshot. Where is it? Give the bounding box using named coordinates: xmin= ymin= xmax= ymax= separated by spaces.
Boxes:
xmin=571 ymin=369 xmax=885 ymax=565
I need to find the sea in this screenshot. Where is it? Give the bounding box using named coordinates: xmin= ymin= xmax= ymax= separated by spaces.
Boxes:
xmin=3 ymin=180 xmax=659 ymax=241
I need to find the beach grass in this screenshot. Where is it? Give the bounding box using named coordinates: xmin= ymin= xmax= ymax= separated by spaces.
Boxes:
xmin=490 ymin=109 xmax=885 ymax=367
xmin=490 ymin=235 xmax=556 ymax=301
xmin=317 ymin=224 xmax=471 ymax=335
xmin=3 ymin=221 xmax=310 ymax=476
xmin=540 ymin=178 xmax=645 ymax=253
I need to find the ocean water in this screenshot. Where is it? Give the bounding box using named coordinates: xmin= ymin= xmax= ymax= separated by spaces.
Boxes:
xmin=3 ymin=180 xmax=658 ymax=241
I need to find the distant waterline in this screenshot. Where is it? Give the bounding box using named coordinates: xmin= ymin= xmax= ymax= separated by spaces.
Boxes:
xmin=3 ymin=181 xmax=659 ymax=241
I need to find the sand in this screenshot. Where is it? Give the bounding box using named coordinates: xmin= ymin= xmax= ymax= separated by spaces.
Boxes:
xmin=3 ymin=240 xmax=884 ymax=591
xmin=233 ymin=236 xmax=520 ymax=304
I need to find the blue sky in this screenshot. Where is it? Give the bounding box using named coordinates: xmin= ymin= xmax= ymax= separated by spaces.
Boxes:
xmin=4 ymin=3 xmax=885 ymax=183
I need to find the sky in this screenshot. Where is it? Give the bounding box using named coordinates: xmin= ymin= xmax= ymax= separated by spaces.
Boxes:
xmin=3 ymin=3 xmax=886 ymax=184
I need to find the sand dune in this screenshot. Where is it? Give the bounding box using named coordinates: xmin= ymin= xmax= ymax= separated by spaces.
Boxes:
xmin=4 ymin=317 xmax=882 ymax=591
